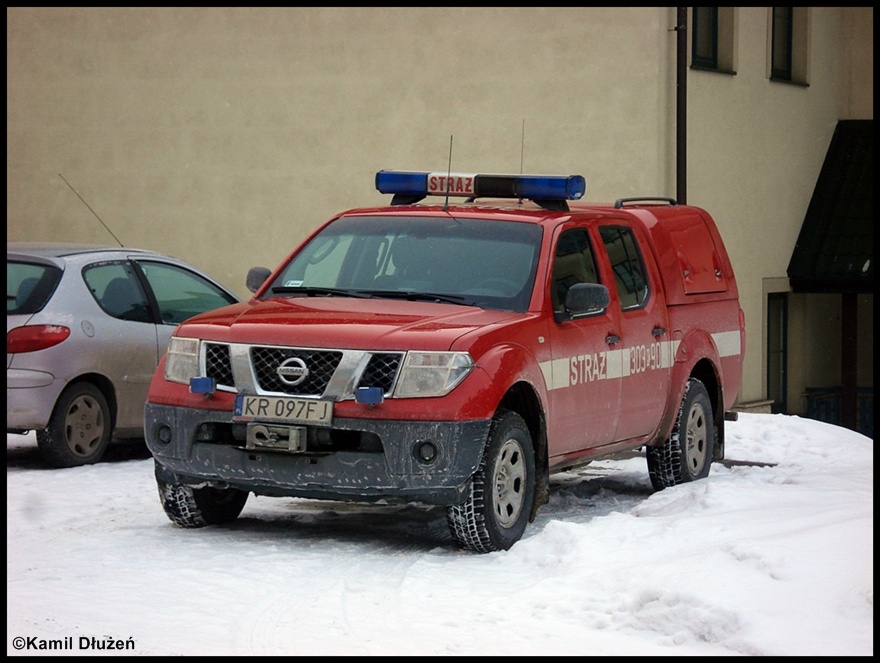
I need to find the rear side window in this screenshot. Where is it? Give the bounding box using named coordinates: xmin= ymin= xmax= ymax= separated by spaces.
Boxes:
xmin=7 ymin=261 xmax=62 ymax=315
xmin=599 ymin=226 xmax=649 ymax=309
xmin=83 ymin=262 xmax=152 ymax=323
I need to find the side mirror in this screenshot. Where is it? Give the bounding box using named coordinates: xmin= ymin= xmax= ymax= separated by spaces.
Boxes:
xmin=246 ymin=267 xmax=272 ymax=293
xmin=556 ymin=282 xmax=609 ymax=322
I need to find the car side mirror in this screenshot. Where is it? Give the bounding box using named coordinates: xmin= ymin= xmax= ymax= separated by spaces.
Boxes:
xmin=246 ymin=267 xmax=272 ymax=293
xmin=556 ymin=282 xmax=610 ymax=322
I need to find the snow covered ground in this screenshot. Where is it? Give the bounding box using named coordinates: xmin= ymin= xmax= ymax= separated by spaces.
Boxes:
xmin=7 ymin=412 xmax=873 ymax=656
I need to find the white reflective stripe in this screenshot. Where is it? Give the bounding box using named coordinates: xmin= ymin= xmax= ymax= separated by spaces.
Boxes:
xmin=605 ymin=348 xmax=626 ymax=379
xmin=537 ymin=338 xmax=688 ymax=392
xmin=662 ymin=339 xmax=680 ymax=368
xmin=539 ymin=357 xmax=570 ymax=391
xmin=712 ymin=330 xmax=742 ymax=357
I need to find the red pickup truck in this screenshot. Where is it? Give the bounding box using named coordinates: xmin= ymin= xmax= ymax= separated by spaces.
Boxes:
xmin=145 ymin=171 xmax=745 ymax=553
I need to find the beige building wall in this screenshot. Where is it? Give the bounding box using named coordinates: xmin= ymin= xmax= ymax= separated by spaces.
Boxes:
xmin=6 ymin=7 xmax=873 ymax=411
xmin=684 ymin=6 xmax=872 ymax=411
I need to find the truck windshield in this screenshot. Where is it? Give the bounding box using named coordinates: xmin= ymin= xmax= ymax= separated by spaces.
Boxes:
xmin=266 ymin=215 xmax=543 ymax=312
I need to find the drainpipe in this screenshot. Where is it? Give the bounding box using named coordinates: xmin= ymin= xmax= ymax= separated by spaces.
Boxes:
xmin=676 ymin=7 xmax=687 ymax=205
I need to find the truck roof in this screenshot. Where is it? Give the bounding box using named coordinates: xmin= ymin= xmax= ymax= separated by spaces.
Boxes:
xmin=350 ymin=171 xmax=741 ymax=305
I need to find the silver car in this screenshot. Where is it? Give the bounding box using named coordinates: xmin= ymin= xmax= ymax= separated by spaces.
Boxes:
xmin=7 ymin=242 xmax=240 ymax=467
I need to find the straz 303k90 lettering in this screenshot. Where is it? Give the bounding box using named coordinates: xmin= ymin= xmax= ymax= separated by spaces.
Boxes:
xmin=145 ymin=170 xmax=745 ymax=553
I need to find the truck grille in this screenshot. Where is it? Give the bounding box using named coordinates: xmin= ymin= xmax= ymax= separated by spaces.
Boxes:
xmin=203 ymin=342 xmax=403 ymax=399
xmin=204 ymin=343 xmax=234 ymax=388
xmin=251 ymin=347 xmax=342 ymax=394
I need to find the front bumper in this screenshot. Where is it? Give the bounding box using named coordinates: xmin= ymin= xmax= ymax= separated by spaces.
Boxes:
xmin=145 ymin=402 xmax=491 ymax=505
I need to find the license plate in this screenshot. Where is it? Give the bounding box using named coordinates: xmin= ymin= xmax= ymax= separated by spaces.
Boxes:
xmin=233 ymin=394 xmax=333 ymax=426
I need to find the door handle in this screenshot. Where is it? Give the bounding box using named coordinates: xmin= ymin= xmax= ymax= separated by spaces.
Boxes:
xmin=605 ymin=334 xmax=620 ymax=345
xmin=652 ymin=326 xmax=666 ymax=337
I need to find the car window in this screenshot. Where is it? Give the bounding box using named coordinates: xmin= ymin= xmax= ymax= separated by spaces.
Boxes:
xmin=7 ymin=261 xmax=62 ymax=315
xmin=551 ymin=228 xmax=600 ymax=315
xmin=84 ymin=262 xmax=153 ymax=323
xmin=599 ymin=225 xmax=649 ymax=309
xmin=137 ymin=260 xmax=237 ymax=325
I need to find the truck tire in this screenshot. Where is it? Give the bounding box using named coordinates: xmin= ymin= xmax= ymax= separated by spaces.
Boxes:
xmin=157 ymin=471 xmax=249 ymax=528
xmin=36 ymin=382 xmax=111 ymax=468
xmin=646 ymin=378 xmax=715 ymax=490
xmin=447 ymin=410 xmax=536 ymax=553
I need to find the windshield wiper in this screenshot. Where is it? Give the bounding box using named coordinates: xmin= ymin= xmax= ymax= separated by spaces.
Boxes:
xmin=363 ymin=290 xmax=472 ymax=306
xmin=271 ymin=286 xmax=473 ymax=306
xmin=270 ymin=286 xmax=374 ymax=299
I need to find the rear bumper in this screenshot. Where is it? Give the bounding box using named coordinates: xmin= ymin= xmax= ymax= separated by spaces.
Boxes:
xmin=6 ymin=369 xmax=62 ymax=431
xmin=145 ymin=402 xmax=491 ymax=506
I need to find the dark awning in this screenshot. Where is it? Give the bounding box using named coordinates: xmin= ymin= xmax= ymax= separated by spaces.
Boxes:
xmin=787 ymin=120 xmax=873 ymax=294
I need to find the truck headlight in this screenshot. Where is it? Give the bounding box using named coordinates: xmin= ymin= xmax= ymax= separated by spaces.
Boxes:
xmin=393 ymin=351 xmax=474 ymax=398
xmin=164 ymin=337 xmax=200 ymax=385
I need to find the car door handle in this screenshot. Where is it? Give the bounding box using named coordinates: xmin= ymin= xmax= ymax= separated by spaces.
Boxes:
xmin=652 ymin=326 xmax=666 ymax=337
xmin=605 ymin=334 xmax=620 ymax=345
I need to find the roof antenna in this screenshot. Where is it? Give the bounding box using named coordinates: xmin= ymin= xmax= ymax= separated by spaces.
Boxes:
xmin=443 ymin=134 xmax=453 ymax=211
xmin=58 ymin=173 xmax=125 ymax=247
xmin=517 ymin=119 xmax=526 ymax=205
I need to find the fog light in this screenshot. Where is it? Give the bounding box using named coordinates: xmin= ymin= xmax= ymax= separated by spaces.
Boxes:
xmin=157 ymin=425 xmax=172 ymax=445
xmin=414 ymin=440 xmax=438 ymax=464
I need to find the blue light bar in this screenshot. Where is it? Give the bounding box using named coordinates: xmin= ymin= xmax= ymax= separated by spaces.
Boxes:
xmin=375 ymin=171 xmax=586 ymax=201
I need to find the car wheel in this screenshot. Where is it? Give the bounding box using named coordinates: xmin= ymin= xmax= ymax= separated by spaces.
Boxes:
xmin=36 ymin=382 xmax=112 ymax=468
xmin=646 ymin=378 xmax=715 ymax=490
xmin=447 ymin=410 xmax=536 ymax=553
xmin=157 ymin=468 xmax=249 ymax=528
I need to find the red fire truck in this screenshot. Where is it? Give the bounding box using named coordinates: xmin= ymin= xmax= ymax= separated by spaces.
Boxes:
xmin=145 ymin=171 xmax=745 ymax=553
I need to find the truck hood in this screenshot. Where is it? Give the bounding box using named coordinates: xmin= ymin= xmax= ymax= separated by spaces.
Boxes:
xmin=181 ymin=297 xmax=525 ymax=351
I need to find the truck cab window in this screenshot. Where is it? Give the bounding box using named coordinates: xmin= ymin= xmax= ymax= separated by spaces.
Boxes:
xmin=552 ymin=228 xmax=598 ymax=314
xmin=599 ymin=226 xmax=648 ymax=309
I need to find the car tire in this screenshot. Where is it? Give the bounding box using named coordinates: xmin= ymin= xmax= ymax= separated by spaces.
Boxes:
xmin=447 ymin=410 xmax=536 ymax=553
xmin=36 ymin=382 xmax=112 ymax=468
xmin=646 ymin=378 xmax=715 ymax=490
xmin=157 ymin=470 xmax=249 ymax=528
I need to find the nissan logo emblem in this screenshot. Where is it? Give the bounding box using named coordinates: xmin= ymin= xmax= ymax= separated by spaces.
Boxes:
xmin=276 ymin=357 xmax=309 ymax=386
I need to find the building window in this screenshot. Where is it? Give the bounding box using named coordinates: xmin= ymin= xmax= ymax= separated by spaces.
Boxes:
xmin=767 ymin=293 xmax=788 ymax=414
xmin=690 ymin=7 xmax=736 ymax=75
xmin=769 ymin=7 xmax=809 ymax=86
xmin=771 ymin=7 xmax=792 ymax=80
xmin=692 ymin=7 xmax=718 ymax=70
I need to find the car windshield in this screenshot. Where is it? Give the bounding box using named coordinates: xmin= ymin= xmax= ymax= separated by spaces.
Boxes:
xmin=265 ymin=215 xmax=543 ymax=312
xmin=7 ymin=261 xmax=62 ymax=315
